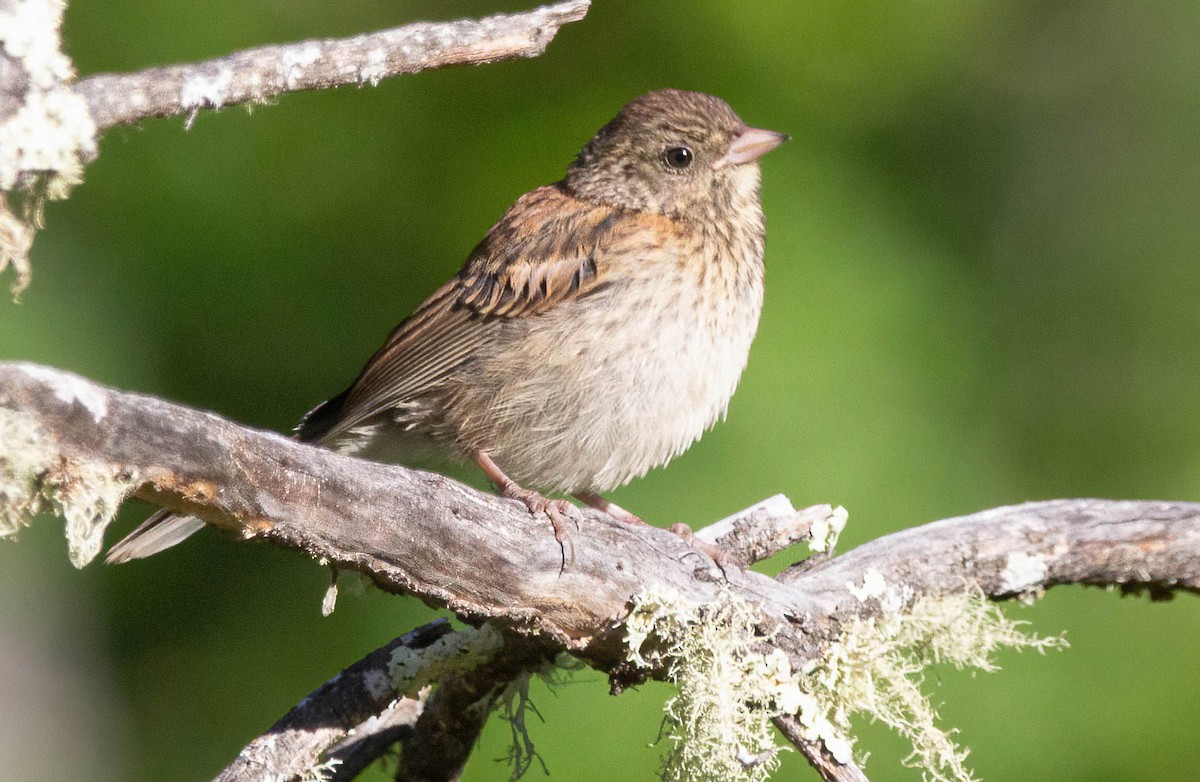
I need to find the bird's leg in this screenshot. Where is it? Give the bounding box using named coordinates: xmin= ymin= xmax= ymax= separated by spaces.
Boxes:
xmin=473 ymin=450 xmax=576 ymax=566
xmin=573 ymin=491 xmax=646 ymax=525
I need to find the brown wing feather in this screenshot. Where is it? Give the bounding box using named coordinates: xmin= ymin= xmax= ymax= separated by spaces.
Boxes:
xmin=298 ymin=183 xmax=617 ymax=445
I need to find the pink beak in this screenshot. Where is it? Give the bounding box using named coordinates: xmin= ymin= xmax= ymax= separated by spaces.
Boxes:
xmin=722 ymin=126 xmax=789 ymax=166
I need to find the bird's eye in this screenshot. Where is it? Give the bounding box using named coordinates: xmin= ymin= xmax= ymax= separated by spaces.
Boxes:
xmin=664 ymin=146 xmax=693 ymax=170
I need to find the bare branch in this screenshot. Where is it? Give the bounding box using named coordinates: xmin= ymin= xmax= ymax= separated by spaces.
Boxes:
xmin=213 ymin=619 xmax=555 ymax=782
xmin=4 ymin=361 xmax=1200 ymax=678
xmin=322 ymin=698 xmax=423 ymax=781
xmin=782 ymin=497 xmax=1200 ymax=612
xmin=74 ymin=0 xmax=592 ymax=131
xmin=215 ymin=620 xmax=451 ymax=782
xmin=774 ymin=716 xmax=870 ymax=782
xmin=6 ymin=363 xmax=1200 ymax=777
xmin=0 ymin=362 xmax=812 ymax=670
xmin=0 ymin=0 xmax=589 ymax=297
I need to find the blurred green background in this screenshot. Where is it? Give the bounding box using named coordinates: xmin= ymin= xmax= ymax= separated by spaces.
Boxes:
xmin=3 ymin=0 xmax=1200 ymax=779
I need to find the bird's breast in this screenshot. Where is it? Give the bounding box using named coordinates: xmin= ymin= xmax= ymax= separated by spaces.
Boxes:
xmin=449 ymin=231 xmax=765 ymax=493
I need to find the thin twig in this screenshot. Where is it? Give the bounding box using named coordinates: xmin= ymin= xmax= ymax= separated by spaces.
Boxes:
xmin=693 ymin=496 xmax=844 ymax=566
xmin=74 ymin=1 xmax=591 ymax=131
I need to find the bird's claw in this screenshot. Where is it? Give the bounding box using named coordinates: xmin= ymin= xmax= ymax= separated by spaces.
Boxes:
xmin=503 ymin=486 xmax=578 ymax=571
xmin=669 ymin=522 xmax=735 ymax=577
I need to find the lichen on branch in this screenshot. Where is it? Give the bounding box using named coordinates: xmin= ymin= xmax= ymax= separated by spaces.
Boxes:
xmin=626 ymin=583 xmax=1065 ymax=782
xmin=0 ymin=405 xmax=137 ymax=566
xmin=796 ymin=588 xmax=1066 ymax=782
xmin=626 ymin=587 xmax=803 ymax=782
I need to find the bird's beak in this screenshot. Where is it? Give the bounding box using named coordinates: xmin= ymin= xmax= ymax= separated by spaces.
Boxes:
xmin=722 ymin=127 xmax=789 ymax=166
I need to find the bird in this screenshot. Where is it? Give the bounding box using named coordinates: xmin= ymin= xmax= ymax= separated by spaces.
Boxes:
xmin=106 ymin=89 xmax=787 ymax=564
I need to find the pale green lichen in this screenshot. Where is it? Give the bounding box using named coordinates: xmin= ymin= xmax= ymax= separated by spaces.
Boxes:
xmin=808 ymin=505 xmax=848 ymax=554
xmin=0 ymin=407 xmax=56 ymax=537
xmin=388 ymin=622 xmax=505 ymax=697
xmin=626 ymin=583 xmax=1065 ymax=782
xmin=626 ymin=587 xmax=799 ymax=782
xmin=0 ymin=406 xmax=137 ymax=567
xmin=0 ymin=0 xmax=99 ymax=298
xmin=299 ymin=758 xmax=342 ymax=782
xmin=0 ymin=0 xmax=96 ymax=192
xmin=797 ymin=589 xmax=1066 ymax=782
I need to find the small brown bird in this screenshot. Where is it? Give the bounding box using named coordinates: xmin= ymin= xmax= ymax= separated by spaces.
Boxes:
xmin=107 ymin=89 xmax=786 ymax=563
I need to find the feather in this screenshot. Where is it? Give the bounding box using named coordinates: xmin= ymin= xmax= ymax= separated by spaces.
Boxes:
xmin=298 ymin=183 xmax=619 ymax=446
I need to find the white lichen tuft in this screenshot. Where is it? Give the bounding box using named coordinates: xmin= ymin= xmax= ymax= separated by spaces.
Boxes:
xmin=179 ymin=67 xmax=235 ymax=113
xmin=797 ymin=589 xmax=1067 ymax=782
xmin=846 ymin=568 xmax=890 ymax=603
xmin=0 ymin=0 xmax=99 ymax=297
xmin=0 ymin=407 xmax=138 ymax=567
xmin=626 ymin=584 xmax=1065 ymax=782
xmin=358 ymin=48 xmax=388 ymax=86
xmin=626 ymin=587 xmax=798 ymax=782
xmin=808 ymin=505 xmax=848 ymax=554
xmin=299 ymin=758 xmax=342 ymax=782
xmin=388 ymin=623 xmax=504 ymax=697
xmin=0 ymin=407 xmax=57 ymax=537
xmin=999 ymin=552 xmax=1049 ymax=597
xmin=0 ymin=0 xmax=74 ymax=89
xmin=281 ymin=42 xmax=322 ymax=89
xmin=54 ymin=457 xmax=137 ymax=567
xmin=0 ymin=86 xmax=96 ymax=195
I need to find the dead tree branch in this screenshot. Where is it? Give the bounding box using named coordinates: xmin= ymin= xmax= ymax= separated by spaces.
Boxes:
xmin=0 ymin=0 xmax=589 ymax=297
xmin=395 ymin=635 xmax=555 ymax=782
xmin=4 ymin=360 xmax=1200 ymax=780
xmin=216 ymin=620 xmax=451 ymax=782
xmin=74 ymin=0 xmax=592 ymax=131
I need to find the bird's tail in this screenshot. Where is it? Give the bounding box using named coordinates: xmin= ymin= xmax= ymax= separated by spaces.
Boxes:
xmin=106 ymin=393 xmax=345 ymax=564
xmin=105 ymin=509 xmax=207 ymax=564
xmin=293 ymin=387 xmax=350 ymax=444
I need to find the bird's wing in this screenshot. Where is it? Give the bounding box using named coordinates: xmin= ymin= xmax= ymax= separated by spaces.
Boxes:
xmin=296 ymin=184 xmax=619 ymax=445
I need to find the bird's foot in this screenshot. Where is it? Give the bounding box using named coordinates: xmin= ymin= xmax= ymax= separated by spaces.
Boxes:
xmin=473 ymin=450 xmax=579 ymax=570
xmin=574 ymin=491 xmax=645 ymax=525
xmin=669 ymin=522 xmax=735 ymax=575
xmin=500 ymin=483 xmax=578 ymax=570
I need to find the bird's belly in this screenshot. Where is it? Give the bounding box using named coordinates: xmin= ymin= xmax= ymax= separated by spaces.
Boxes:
xmin=446 ymin=278 xmax=761 ymax=492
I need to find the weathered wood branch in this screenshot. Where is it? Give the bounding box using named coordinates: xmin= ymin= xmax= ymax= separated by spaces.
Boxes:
xmin=783 ymin=497 xmax=1200 ymax=608
xmin=216 ymin=620 xmax=451 ymax=782
xmin=4 ymin=361 xmax=1200 ymax=661
xmin=4 ymin=360 xmax=1200 ymax=779
xmin=212 ymin=618 xmax=557 ymax=782
xmin=73 ymin=0 xmax=592 ymax=131
xmin=0 ymin=0 xmax=589 ymax=297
